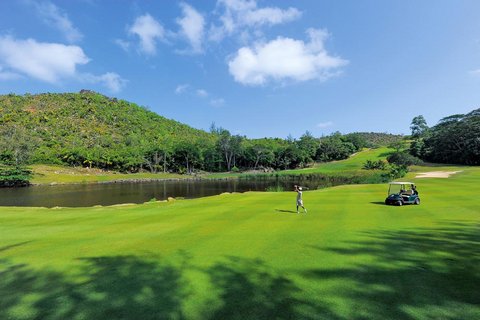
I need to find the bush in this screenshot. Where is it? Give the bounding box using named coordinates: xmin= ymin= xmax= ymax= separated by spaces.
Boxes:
xmin=363 ymin=159 xmax=387 ymax=170
xmin=381 ymin=164 xmax=408 ymax=181
xmin=387 ymin=152 xmax=422 ymax=166
xmin=0 ymin=166 xmax=32 ymax=187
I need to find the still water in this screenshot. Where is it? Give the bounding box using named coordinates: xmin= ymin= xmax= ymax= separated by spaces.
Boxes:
xmin=0 ymin=178 xmax=329 ymax=207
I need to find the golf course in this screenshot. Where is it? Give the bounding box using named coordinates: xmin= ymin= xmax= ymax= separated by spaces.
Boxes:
xmin=1 ymin=155 xmax=479 ymax=319
xmin=3 ymin=1 xmax=480 ymax=318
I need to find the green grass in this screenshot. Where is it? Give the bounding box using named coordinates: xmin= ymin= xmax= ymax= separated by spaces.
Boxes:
xmin=1 ymin=163 xmax=479 ymax=319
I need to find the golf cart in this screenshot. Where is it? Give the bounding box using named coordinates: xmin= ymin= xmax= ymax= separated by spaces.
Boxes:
xmin=385 ymin=182 xmax=420 ymax=206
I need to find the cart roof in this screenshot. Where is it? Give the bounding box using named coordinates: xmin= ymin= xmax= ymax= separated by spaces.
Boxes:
xmin=389 ymin=182 xmax=414 ymax=185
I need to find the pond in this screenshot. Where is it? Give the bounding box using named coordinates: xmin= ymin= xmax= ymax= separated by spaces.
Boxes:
xmin=0 ymin=176 xmax=345 ymax=208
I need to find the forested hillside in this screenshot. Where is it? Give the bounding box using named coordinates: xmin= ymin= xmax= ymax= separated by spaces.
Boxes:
xmin=0 ymin=91 xmax=214 ymax=172
xmin=0 ymin=91 xmax=403 ymax=174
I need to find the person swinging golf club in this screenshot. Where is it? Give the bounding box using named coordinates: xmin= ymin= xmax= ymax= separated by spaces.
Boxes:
xmin=294 ymin=185 xmax=307 ymax=214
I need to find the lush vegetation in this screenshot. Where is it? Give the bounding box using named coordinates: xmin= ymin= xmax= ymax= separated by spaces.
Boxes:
xmin=387 ymin=151 xmax=422 ymax=166
xmin=409 ymin=109 xmax=480 ymax=165
xmin=0 ymin=92 xmax=403 ymax=187
xmin=28 ymin=164 xmax=185 ymax=185
xmin=1 ymin=164 xmax=478 ymax=319
xmin=23 ymin=148 xmax=399 ymax=187
xmin=0 ymin=166 xmax=31 ymax=187
xmin=0 ymin=91 xmax=213 ymax=173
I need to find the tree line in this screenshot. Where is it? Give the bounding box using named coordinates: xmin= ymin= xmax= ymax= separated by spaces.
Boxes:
xmin=0 ymin=92 xmax=403 ymax=174
xmin=409 ymin=108 xmax=480 ymax=165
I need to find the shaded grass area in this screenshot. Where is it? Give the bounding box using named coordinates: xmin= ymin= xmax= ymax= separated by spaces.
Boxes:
xmin=1 ymin=165 xmax=479 ymax=319
xmin=305 ymin=222 xmax=480 ymax=319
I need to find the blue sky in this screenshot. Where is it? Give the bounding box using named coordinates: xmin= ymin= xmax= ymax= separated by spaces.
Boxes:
xmin=1 ymin=0 xmax=480 ymax=139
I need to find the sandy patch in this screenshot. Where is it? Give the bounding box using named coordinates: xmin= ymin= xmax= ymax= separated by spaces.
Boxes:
xmin=415 ymin=171 xmax=462 ymax=178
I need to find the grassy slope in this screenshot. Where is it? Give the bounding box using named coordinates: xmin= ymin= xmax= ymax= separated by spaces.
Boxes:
xmin=1 ymin=164 xmax=479 ymax=319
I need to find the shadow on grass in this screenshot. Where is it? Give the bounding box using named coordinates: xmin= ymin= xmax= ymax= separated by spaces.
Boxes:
xmin=0 ymin=254 xmax=335 ymax=319
xmin=0 ymin=256 xmax=187 ymax=320
xmin=369 ymin=201 xmax=386 ymax=206
xmin=3 ymin=221 xmax=477 ymax=319
xmin=275 ymin=209 xmax=297 ymax=214
xmin=305 ymin=220 xmax=480 ymax=319
xmin=0 ymin=241 xmax=33 ymax=253
xmin=205 ymin=256 xmax=337 ymax=319
xmin=378 ymin=151 xmax=395 ymax=158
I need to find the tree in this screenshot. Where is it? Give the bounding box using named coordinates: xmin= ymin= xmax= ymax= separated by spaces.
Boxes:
xmin=173 ymin=141 xmax=202 ymax=174
xmin=297 ymin=131 xmax=318 ymax=165
xmin=315 ymin=132 xmax=356 ymax=162
xmin=215 ymin=129 xmax=244 ymax=171
xmin=245 ymin=141 xmax=274 ymax=170
xmin=230 ymin=135 xmax=244 ymax=169
xmin=388 ymin=140 xmax=405 ymax=153
xmin=343 ymin=133 xmax=367 ymax=151
xmin=0 ymin=124 xmax=36 ymax=167
xmin=410 ymin=115 xmax=429 ymax=138
xmin=421 ymin=108 xmax=480 ymax=165
xmin=387 ymin=152 xmax=422 ymax=166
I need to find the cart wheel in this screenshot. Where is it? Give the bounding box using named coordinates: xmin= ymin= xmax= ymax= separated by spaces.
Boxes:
xmin=397 ymin=201 xmax=403 ymax=206
xmin=414 ymin=198 xmax=420 ymax=205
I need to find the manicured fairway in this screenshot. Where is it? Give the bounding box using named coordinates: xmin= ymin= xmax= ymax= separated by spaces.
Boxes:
xmin=1 ymin=166 xmax=479 ymax=319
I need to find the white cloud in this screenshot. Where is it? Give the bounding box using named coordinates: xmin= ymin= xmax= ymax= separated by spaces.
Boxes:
xmin=177 ymin=3 xmax=205 ymax=53
xmin=114 ymin=39 xmax=131 ymax=52
xmin=243 ymin=7 xmax=301 ymax=26
xmin=90 ymin=72 xmax=127 ymax=93
xmin=0 ymin=35 xmax=126 ymax=92
xmin=175 ymin=84 xmax=190 ymax=94
xmin=0 ymin=66 xmax=21 ymax=80
xmin=210 ymin=98 xmax=225 ymax=107
xmin=128 ymin=14 xmax=165 ymax=55
xmin=470 ymin=69 xmax=480 ymax=75
xmin=228 ymin=28 xmax=348 ymax=85
xmin=32 ymin=1 xmax=83 ymax=43
xmin=210 ymin=0 xmax=301 ymax=41
xmin=317 ymin=121 xmax=334 ymax=128
xmin=196 ymin=89 xmax=209 ymax=97
xmin=174 ymin=84 xmax=224 ymax=107
xmin=0 ymin=35 xmax=89 ymax=83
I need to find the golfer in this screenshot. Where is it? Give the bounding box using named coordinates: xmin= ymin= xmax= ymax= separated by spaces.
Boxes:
xmin=294 ymin=185 xmax=307 ymax=214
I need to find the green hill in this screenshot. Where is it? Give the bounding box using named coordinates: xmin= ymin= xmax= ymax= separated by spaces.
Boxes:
xmin=0 ymin=91 xmax=405 ymax=177
xmin=0 ymin=91 xmax=213 ymax=171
